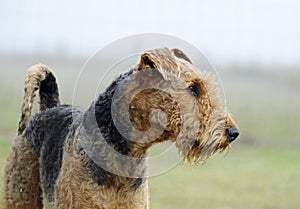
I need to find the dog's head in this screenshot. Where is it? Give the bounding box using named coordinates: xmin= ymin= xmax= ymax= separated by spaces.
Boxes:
xmin=115 ymin=48 xmax=239 ymax=162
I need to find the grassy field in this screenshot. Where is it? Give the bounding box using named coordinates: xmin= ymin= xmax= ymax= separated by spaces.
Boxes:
xmin=149 ymin=147 xmax=300 ymax=209
xmin=1 ymin=136 xmax=299 ymax=209
xmin=0 ymin=55 xmax=299 ymax=208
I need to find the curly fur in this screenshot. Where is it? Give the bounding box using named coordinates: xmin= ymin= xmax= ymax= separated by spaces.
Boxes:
xmin=2 ymin=48 xmax=239 ymax=209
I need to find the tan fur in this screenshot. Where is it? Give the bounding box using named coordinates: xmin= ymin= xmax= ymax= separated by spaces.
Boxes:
xmin=17 ymin=64 xmax=58 ymax=135
xmin=3 ymin=64 xmax=59 ymax=209
xmin=2 ymin=48 xmax=238 ymax=209
xmin=2 ymin=136 xmax=43 ymax=209
xmin=133 ymin=48 xmax=237 ymax=162
xmin=55 ymin=138 xmax=149 ymax=209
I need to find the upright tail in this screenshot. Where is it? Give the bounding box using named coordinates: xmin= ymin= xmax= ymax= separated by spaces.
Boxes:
xmin=17 ymin=64 xmax=60 ymax=135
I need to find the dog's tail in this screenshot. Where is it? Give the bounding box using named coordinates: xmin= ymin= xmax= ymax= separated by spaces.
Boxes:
xmin=17 ymin=64 xmax=60 ymax=135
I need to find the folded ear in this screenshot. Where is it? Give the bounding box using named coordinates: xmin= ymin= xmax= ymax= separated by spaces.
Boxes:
xmin=136 ymin=52 xmax=159 ymax=71
xmin=171 ymin=48 xmax=192 ymax=64
xmin=135 ymin=48 xmax=182 ymax=81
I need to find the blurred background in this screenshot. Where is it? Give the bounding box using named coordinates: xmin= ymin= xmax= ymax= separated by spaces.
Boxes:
xmin=0 ymin=0 xmax=299 ymax=208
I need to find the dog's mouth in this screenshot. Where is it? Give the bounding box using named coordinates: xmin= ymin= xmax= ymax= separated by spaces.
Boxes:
xmin=176 ymin=127 xmax=240 ymax=164
xmin=183 ymin=127 xmax=238 ymax=163
xmin=182 ymin=139 xmax=219 ymax=163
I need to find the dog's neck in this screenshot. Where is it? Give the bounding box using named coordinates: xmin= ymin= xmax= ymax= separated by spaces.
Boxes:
xmin=81 ymin=70 xmax=149 ymax=189
xmin=82 ymin=70 xmax=179 ymax=190
xmin=92 ymin=70 xmax=149 ymax=157
xmin=91 ymin=70 xmax=177 ymax=157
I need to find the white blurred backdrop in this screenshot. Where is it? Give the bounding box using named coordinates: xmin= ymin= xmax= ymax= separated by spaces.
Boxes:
xmin=0 ymin=0 xmax=299 ymax=66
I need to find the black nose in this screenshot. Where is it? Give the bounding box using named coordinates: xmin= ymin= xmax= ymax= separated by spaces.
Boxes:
xmin=226 ymin=127 xmax=239 ymax=142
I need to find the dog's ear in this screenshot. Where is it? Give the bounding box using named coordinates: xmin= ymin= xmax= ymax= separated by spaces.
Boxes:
xmin=135 ymin=48 xmax=183 ymax=81
xmin=136 ymin=53 xmax=159 ymax=71
xmin=136 ymin=52 xmax=173 ymax=81
xmin=171 ymin=48 xmax=192 ymax=64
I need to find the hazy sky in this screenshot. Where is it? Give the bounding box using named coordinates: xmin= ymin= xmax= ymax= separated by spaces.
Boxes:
xmin=0 ymin=0 xmax=299 ymax=65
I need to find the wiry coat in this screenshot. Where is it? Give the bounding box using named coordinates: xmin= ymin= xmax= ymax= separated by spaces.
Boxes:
xmin=2 ymin=48 xmax=239 ymax=209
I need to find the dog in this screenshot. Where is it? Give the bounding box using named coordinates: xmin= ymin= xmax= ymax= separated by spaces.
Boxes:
xmin=2 ymin=48 xmax=239 ymax=209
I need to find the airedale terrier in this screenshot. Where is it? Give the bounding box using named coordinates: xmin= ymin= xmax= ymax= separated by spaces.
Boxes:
xmin=2 ymin=48 xmax=239 ymax=209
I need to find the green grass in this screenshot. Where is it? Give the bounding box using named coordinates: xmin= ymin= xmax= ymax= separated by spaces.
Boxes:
xmin=0 ymin=138 xmax=299 ymax=209
xmin=149 ymin=147 xmax=300 ymax=209
xmin=0 ymin=57 xmax=299 ymax=208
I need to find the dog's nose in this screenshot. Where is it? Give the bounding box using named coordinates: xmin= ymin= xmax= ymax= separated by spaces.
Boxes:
xmin=226 ymin=127 xmax=239 ymax=142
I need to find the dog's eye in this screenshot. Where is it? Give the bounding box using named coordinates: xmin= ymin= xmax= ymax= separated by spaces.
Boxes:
xmin=188 ymin=85 xmax=200 ymax=97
